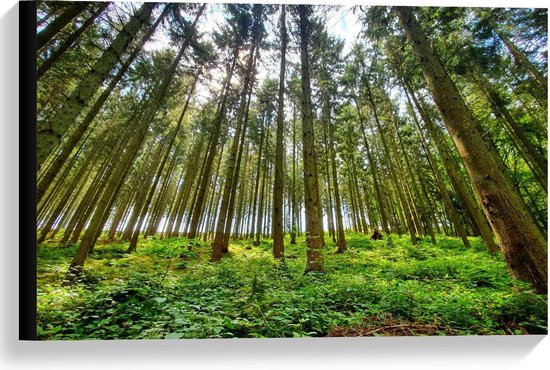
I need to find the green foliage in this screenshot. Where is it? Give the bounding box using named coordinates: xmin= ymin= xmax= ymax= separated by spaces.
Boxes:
xmin=138 ymin=237 xmax=203 ymax=258
xmin=37 ymin=233 xmax=547 ymax=339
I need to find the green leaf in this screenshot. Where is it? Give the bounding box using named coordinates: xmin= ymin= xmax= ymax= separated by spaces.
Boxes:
xmin=152 ymin=297 xmax=167 ymax=303
xmin=165 ymin=332 xmax=185 ymax=339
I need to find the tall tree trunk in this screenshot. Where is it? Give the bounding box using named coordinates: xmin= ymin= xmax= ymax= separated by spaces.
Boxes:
xmin=64 ymin=4 xmax=204 ymax=279
xmin=255 ymin=129 xmax=269 ymax=246
xmin=161 ymin=161 xmax=186 ymax=238
xmin=128 ymin=73 xmax=198 ymax=252
xmin=475 ymin=73 xmax=547 ymax=190
xmin=37 ymin=140 xmax=102 ymax=243
xmin=171 ymin=135 xmax=206 ymax=237
xmin=272 ymin=5 xmax=287 ymax=259
xmin=222 ymin=78 xmax=256 ymax=250
xmin=211 ymin=6 xmax=263 ymax=259
xmin=397 ymin=7 xmax=547 ymax=293
xmin=299 ymin=5 xmax=324 ymax=273
xmin=233 ymin=145 xmax=251 ymax=237
xmin=62 ymin=127 xmax=131 ymax=244
xmin=187 ymin=43 xmax=238 ymax=239
xmin=37 ymin=2 xmax=157 ymax=168
xmin=401 ymin=69 xmax=498 ymax=253
xmin=37 ymin=5 xmax=170 ymax=202
xmin=38 ymin=3 xmax=109 ymax=79
xmin=249 ymin=113 xmax=266 ymax=241
xmin=290 ymin=104 xmax=298 ymax=244
xmin=405 ymin=93 xmax=471 ymax=247
xmin=328 ymin=111 xmax=346 ymax=252
xmin=37 ymin=1 xmax=88 ymax=51
xmin=108 ymin=187 xmax=134 ymax=240
xmin=363 ymin=79 xmax=417 ymax=245
xmin=388 ymin=104 xmax=437 ymax=244
xmin=354 ymin=102 xmax=390 ymax=235
xmin=487 ymin=19 xmax=548 ymax=93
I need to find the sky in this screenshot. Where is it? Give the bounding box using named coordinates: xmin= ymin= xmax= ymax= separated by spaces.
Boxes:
xmin=145 ymin=4 xmax=362 ymax=56
xmin=325 ymin=6 xmax=362 ymax=55
xmin=142 ymin=3 xmax=365 ymax=104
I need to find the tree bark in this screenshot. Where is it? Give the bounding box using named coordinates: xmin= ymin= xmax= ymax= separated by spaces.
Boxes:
xmin=272 ymin=5 xmax=287 ymax=259
xmin=37 ymin=1 xmax=89 ymax=51
xmin=37 ymin=2 xmax=157 ymax=169
xmin=37 ymin=5 xmax=170 ymax=202
xmin=397 ymin=7 xmax=547 ymax=292
xmin=299 ymin=5 xmax=324 ymax=273
xmin=38 ymin=3 xmax=109 ymax=79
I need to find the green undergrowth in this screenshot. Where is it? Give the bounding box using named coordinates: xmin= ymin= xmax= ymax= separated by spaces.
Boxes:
xmin=37 ymin=232 xmax=547 ymax=340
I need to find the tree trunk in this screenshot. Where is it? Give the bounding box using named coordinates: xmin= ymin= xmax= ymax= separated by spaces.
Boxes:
xmin=272 ymin=5 xmax=287 ymax=259
xmin=397 ymin=7 xmax=547 ymax=293
xmin=363 ymin=79 xmax=417 ymax=245
xmin=401 ymin=69 xmax=498 ymax=253
xmin=37 ymin=5 xmax=170 ymax=202
xmin=493 ymin=25 xmax=548 ymax=93
xmin=37 ymin=2 xmax=157 ymax=168
xmin=354 ymin=102 xmax=390 ymax=235
xmin=37 ymin=2 xmax=88 ymax=51
xmin=187 ymin=43 xmax=238 ymax=239
xmin=475 ymin=73 xmax=547 ymax=190
xmin=64 ymin=4 xmax=204 ymax=280
xmin=128 ymin=73 xmax=198 ymax=251
xmin=327 ymin=118 xmax=346 ymax=251
xmin=290 ymin=104 xmax=298 ymax=244
xmin=255 ymin=129 xmax=269 ymax=246
xmin=405 ymin=93 xmax=471 ymax=247
xmin=38 ymin=3 xmax=109 ymax=79
xmin=299 ymin=5 xmax=324 ymax=273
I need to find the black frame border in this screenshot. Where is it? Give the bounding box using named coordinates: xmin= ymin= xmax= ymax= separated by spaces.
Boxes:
xmin=19 ymin=0 xmax=38 ymax=341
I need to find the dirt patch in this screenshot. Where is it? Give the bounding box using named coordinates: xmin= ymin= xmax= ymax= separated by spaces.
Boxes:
xmin=327 ymin=314 xmax=459 ymax=337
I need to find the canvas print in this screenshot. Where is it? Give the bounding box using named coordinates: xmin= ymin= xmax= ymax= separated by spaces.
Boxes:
xmin=34 ymin=0 xmax=548 ymax=340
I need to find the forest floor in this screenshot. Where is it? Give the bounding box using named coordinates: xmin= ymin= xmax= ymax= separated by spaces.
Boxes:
xmin=37 ymin=233 xmax=547 ymax=340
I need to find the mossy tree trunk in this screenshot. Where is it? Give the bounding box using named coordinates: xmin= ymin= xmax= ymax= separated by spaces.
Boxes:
xmin=272 ymin=5 xmax=287 ymax=259
xmin=37 ymin=1 xmax=89 ymax=51
xmin=396 ymin=7 xmax=547 ymax=292
xmin=37 ymin=5 xmax=169 ymax=203
xmin=37 ymin=2 xmax=156 ymax=169
xmin=299 ymin=5 xmax=324 ymax=273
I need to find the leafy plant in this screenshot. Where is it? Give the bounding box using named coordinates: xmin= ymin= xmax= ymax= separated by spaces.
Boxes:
xmin=37 ymin=233 xmax=547 ymax=339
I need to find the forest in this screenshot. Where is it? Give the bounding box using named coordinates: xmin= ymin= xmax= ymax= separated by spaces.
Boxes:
xmin=35 ymin=1 xmax=548 ymax=340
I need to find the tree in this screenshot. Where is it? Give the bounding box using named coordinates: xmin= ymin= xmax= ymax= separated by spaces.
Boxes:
xmin=37 ymin=4 xmax=171 ymax=203
xmin=37 ymin=1 xmax=89 ymax=51
xmin=272 ymin=5 xmax=287 ymax=259
xmin=64 ymin=4 xmax=206 ymax=281
xmin=37 ymin=2 xmax=157 ymax=168
xmin=186 ymin=4 xmax=247 ymax=239
xmin=38 ymin=3 xmax=110 ymax=79
xmin=396 ymin=6 xmax=547 ymax=293
xmin=298 ymin=5 xmax=324 ymax=272
xmin=211 ymin=4 xmax=265 ymax=261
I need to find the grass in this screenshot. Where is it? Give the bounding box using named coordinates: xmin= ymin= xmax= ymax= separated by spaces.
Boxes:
xmin=36 ymin=232 xmax=547 ymax=339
